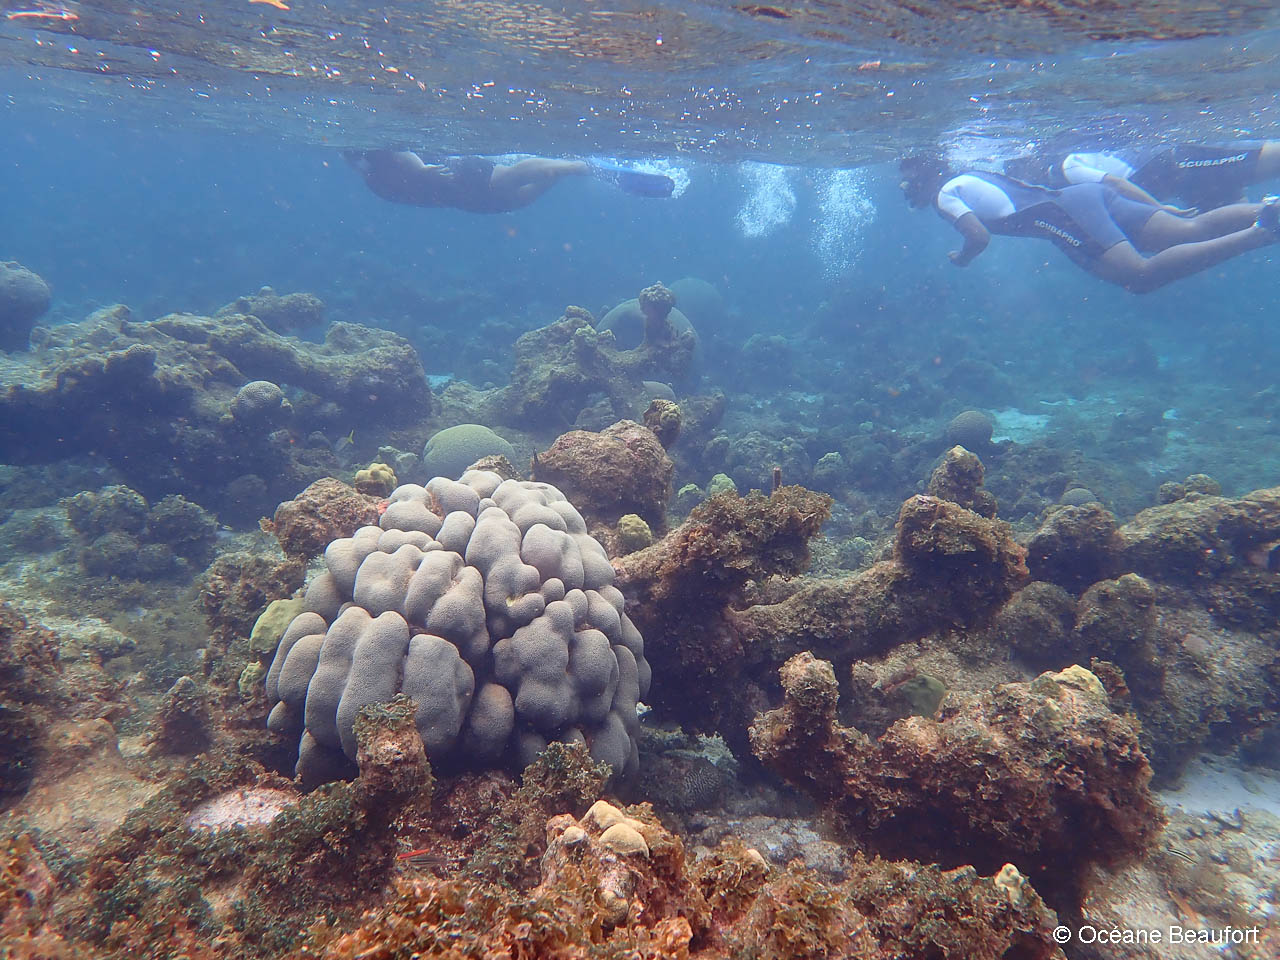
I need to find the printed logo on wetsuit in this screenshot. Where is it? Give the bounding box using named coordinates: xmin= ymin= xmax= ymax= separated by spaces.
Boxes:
xmin=1176 ymin=153 xmax=1247 ymax=169
xmin=1034 ymin=220 xmax=1082 ymax=247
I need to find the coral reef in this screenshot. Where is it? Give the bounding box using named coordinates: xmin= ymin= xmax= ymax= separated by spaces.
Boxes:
xmin=148 ymin=675 xmax=213 ymax=755
xmin=64 ymin=485 xmax=218 ymax=580
xmin=991 ymin=580 xmax=1081 ymax=667
xmin=927 ymin=444 xmax=997 ymax=517
xmin=533 ymin=420 xmax=673 ymax=530
xmin=265 ymin=472 xmax=650 ymax=786
xmin=199 ymin=551 xmax=307 ymax=649
xmin=751 ymin=652 xmax=1162 ymax=908
xmin=0 ymin=306 xmax=429 ymax=519
xmin=732 ymin=493 xmax=1028 ymax=670
xmin=0 ymin=604 xmax=71 ymax=801
xmin=612 ymin=486 xmax=830 ymax=737
xmin=1074 ymin=574 xmax=1162 ymax=699
xmin=1025 ymin=502 xmax=1122 ymax=592
xmin=261 ymin=477 xmax=382 ymax=561
xmin=216 ymin=287 xmax=325 ymax=334
xmin=421 ymin=423 xmax=517 ymax=479
xmin=0 ymin=260 xmax=51 ymax=352
xmin=643 ymin=397 xmax=682 ymax=448
xmin=500 ymin=299 xmax=697 ymax=427
xmin=1120 ymin=485 xmax=1280 ymax=586
xmin=304 ymin=794 xmax=1068 ymax=960
xmin=353 ymin=694 xmax=434 ymax=804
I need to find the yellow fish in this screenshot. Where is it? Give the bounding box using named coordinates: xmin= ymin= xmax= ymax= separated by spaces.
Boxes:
xmin=250 ymin=0 xmax=290 ymax=9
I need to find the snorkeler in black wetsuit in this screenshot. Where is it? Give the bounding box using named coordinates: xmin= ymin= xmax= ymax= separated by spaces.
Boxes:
xmin=1061 ymin=142 xmax=1280 ymax=213
xmin=345 ymin=150 xmax=674 ymax=213
xmin=899 ymin=155 xmax=1280 ymax=294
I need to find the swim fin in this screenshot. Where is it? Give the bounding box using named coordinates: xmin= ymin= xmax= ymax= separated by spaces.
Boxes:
xmin=590 ymin=161 xmax=675 ymax=198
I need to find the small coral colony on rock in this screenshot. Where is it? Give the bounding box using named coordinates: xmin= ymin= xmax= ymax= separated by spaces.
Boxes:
xmin=4 ymin=174 xmax=1280 ymax=957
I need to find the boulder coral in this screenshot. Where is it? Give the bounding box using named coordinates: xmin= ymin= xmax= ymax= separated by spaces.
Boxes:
xmin=0 ymin=260 xmax=51 ymax=351
xmin=264 ymin=471 xmax=650 ymax=787
xmin=751 ymin=653 xmax=1162 ymax=909
xmin=944 ymin=408 xmax=994 ymax=450
xmin=421 ymin=423 xmax=517 ymax=479
xmin=533 ymin=420 xmax=674 ymax=530
xmin=262 ymin=477 xmax=383 ymax=561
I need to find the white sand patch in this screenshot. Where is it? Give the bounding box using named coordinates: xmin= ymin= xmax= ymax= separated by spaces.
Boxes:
xmin=1161 ymin=754 xmax=1280 ymax=819
xmin=989 ymin=408 xmax=1051 ymax=444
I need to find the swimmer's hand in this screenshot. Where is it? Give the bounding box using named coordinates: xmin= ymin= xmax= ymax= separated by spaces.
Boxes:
xmin=948 ymin=250 xmax=974 ymax=266
xmin=1160 ymin=203 xmax=1198 ymax=217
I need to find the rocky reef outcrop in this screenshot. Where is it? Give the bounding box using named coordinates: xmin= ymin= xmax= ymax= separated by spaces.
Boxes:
xmin=533 ymin=419 xmax=673 ymax=531
xmin=0 ymin=304 xmax=430 ymax=522
xmin=752 ymin=653 xmax=1162 ymax=908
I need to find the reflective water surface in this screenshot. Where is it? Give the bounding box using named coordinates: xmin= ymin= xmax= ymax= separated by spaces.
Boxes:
xmin=4 ymin=0 xmax=1280 ymax=161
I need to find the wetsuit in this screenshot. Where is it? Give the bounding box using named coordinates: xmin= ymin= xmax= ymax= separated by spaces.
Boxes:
xmin=936 ymin=171 xmax=1158 ymax=268
xmin=1062 ymin=143 xmax=1265 ymax=209
xmin=345 ymin=151 xmax=503 ymax=213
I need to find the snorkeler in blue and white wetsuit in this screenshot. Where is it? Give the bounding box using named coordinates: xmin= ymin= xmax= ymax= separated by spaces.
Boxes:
xmin=899 ymin=155 xmax=1280 ymax=294
xmin=1060 ymin=142 xmax=1280 ymax=213
xmin=345 ymin=150 xmax=674 ymax=213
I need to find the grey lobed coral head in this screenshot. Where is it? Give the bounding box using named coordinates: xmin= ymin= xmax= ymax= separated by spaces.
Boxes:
xmin=231 ymin=380 xmax=292 ymax=426
xmin=265 ymin=470 xmax=650 ymax=789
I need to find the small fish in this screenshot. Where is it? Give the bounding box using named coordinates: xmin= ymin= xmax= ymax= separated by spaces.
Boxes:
xmin=249 ymin=0 xmax=290 ymax=9
xmin=333 ymin=429 xmax=356 ymax=464
xmin=1166 ymin=846 xmax=1196 ymax=864
xmin=396 ymin=847 xmax=444 ymax=870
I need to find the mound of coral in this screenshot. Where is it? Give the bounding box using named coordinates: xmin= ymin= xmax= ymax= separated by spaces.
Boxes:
xmin=264 ymin=471 xmax=651 ymax=786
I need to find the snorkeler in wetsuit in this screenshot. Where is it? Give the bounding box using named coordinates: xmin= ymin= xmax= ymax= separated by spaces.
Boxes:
xmin=345 ymin=150 xmax=673 ymax=213
xmin=1060 ymin=142 xmax=1280 ymax=213
xmin=899 ymin=154 xmax=1280 ymax=294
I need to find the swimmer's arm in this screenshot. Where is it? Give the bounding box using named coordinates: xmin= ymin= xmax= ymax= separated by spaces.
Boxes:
xmin=947 ymin=213 xmax=990 ymax=266
xmin=1101 ymin=174 xmax=1196 ymax=216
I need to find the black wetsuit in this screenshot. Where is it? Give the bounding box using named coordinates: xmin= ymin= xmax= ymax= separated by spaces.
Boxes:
xmin=1131 ymin=143 xmax=1264 ymax=209
xmin=346 ymin=151 xmax=502 ymax=212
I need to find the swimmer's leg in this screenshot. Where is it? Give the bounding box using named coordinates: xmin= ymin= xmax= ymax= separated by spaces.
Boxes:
xmin=1137 ymin=204 xmax=1264 ymax=250
xmin=1094 ymin=227 xmax=1275 ymax=294
xmin=489 ymin=158 xmax=591 ymax=199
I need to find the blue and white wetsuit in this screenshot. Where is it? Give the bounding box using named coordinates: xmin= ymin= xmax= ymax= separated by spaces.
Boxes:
xmin=936 ymin=171 xmax=1159 ymax=267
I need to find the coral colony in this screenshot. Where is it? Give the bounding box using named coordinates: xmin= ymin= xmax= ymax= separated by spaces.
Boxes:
xmin=3 ymin=277 xmax=1279 ymax=958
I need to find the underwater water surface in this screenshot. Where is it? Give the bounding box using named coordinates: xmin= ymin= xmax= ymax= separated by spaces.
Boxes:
xmin=3 ymin=2 xmax=1280 ymax=959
